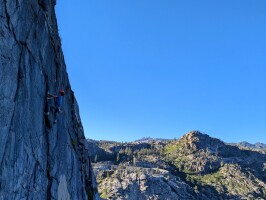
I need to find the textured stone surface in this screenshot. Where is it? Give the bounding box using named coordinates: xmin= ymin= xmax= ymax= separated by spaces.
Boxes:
xmin=0 ymin=0 xmax=99 ymax=199
xmin=94 ymin=163 xmax=199 ymax=200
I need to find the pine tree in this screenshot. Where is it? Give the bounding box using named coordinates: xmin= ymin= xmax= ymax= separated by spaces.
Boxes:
xmin=116 ymin=153 xmax=120 ymax=162
xmin=133 ymin=156 xmax=136 ymax=166
xmin=94 ymin=154 xmax=98 ymax=162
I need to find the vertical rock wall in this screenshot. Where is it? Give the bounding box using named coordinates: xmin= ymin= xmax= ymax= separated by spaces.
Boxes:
xmin=0 ymin=0 xmax=99 ymax=199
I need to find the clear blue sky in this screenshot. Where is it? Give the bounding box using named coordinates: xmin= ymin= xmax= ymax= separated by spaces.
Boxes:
xmin=56 ymin=0 xmax=266 ymax=143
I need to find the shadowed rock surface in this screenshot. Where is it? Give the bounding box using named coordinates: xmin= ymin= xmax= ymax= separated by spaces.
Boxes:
xmin=0 ymin=0 xmax=99 ymax=199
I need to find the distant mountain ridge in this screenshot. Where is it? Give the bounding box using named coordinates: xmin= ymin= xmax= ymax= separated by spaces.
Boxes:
xmin=229 ymin=141 xmax=266 ymax=149
xmin=89 ymin=136 xmax=266 ymax=148
xmin=134 ymin=137 xmax=170 ymax=143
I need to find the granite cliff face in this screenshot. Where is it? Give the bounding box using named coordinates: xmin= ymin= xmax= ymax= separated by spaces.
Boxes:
xmin=0 ymin=0 xmax=98 ymax=199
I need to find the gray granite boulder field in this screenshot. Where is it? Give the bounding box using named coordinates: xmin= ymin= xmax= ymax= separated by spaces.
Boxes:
xmin=0 ymin=0 xmax=99 ymax=199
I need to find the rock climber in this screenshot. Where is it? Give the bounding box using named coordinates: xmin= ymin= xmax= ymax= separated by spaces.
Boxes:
xmin=44 ymin=90 xmax=65 ymax=124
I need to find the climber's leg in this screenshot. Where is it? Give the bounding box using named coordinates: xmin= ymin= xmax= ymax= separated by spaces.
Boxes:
xmin=44 ymin=102 xmax=50 ymax=115
xmin=53 ymin=108 xmax=59 ymax=124
xmin=44 ymin=102 xmax=52 ymax=128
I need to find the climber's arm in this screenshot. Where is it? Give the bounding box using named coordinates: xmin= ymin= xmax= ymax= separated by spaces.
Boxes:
xmin=47 ymin=92 xmax=57 ymax=99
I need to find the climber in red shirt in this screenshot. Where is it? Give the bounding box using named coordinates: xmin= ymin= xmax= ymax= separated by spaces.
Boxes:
xmin=44 ymin=90 xmax=65 ymax=124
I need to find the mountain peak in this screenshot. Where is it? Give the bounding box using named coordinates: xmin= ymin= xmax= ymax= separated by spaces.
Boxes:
xmin=176 ymin=131 xmax=226 ymax=153
xmin=182 ymin=130 xmax=207 ymax=139
xmin=181 ymin=131 xmax=215 ymax=144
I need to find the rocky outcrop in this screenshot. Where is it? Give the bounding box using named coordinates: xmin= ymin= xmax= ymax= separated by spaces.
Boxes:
xmin=0 ymin=0 xmax=98 ymax=199
xmin=94 ymin=162 xmax=200 ymax=200
xmin=165 ymin=131 xmax=266 ymax=175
